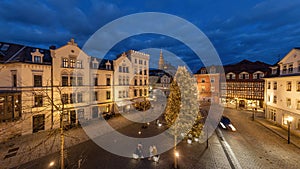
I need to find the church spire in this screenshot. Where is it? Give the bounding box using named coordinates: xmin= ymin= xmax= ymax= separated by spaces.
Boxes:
xmin=159 ymin=49 xmax=164 ymax=70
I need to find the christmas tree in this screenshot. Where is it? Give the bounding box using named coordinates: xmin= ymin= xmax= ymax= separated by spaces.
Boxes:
xmin=164 ymin=66 xmax=203 ymax=141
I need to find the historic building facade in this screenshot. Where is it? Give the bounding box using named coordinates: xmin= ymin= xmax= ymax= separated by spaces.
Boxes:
xmin=0 ymin=40 xmax=150 ymax=142
xmin=264 ymin=48 xmax=300 ymax=131
xmin=194 ymin=65 xmax=221 ymax=103
xmin=220 ymin=60 xmax=271 ymax=109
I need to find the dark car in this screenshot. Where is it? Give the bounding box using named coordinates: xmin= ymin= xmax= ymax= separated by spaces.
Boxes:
xmin=219 ymin=116 xmax=236 ymax=131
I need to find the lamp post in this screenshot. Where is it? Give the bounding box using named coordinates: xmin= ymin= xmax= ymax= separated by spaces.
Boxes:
xmin=287 ymin=116 xmax=293 ymax=144
xmin=234 ymin=97 xmax=238 ymax=109
xmin=252 ymin=103 xmax=255 ymax=121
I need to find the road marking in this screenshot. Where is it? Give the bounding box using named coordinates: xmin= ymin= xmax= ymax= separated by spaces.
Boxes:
xmin=216 ymin=129 xmax=242 ymax=169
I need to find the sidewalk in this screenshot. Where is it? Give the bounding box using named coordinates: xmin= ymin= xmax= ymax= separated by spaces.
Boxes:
xmin=254 ymin=116 xmax=300 ymax=149
xmin=0 ymin=112 xmax=142 ymax=169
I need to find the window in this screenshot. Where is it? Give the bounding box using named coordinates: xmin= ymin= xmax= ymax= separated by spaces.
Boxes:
xmin=62 ymin=76 xmax=68 ymax=86
xmin=77 ymin=77 xmax=83 ymax=86
xmin=62 ymin=58 xmax=68 ymax=68
xmin=70 ymin=76 xmax=76 ymax=86
xmin=144 ymin=70 xmax=147 ymax=75
xmin=34 ymin=56 xmax=41 ymax=63
xmin=93 ymin=63 xmax=98 ymax=69
xmin=126 ymin=77 xmax=129 ymax=85
xmin=140 ymin=80 xmax=142 ymax=86
xmin=118 ymin=91 xmax=122 ymax=98
xmin=70 ymin=93 xmax=76 ymax=104
xmin=126 ymin=67 xmax=129 ymax=73
xmin=139 ymin=89 xmax=143 ymax=96
xmin=288 ymin=64 xmax=293 ymax=73
xmin=106 ymin=77 xmax=111 ymax=86
xmin=12 ymin=74 xmax=17 ymax=87
xmin=286 ymin=98 xmax=291 ymax=108
xmin=123 ymin=67 xmax=126 ymax=73
xmin=210 ymin=77 xmax=215 ymax=83
xmin=34 ymin=75 xmax=42 ymax=87
xmin=119 ymin=66 xmax=122 ymax=72
xmin=0 ymin=44 xmax=10 ymax=51
xmin=201 ymin=78 xmax=205 ymax=83
xmin=297 ymin=81 xmax=300 ymax=91
xmin=139 ymin=69 xmax=142 ymax=75
xmin=144 ymin=80 xmax=147 ymax=85
xmin=62 ymin=94 xmax=69 ymax=104
xmin=34 ymin=95 xmax=43 ymax=107
xmin=93 ymin=92 xmax=98 ymax=101
xmin=201 ymin=86 xmax=205 ymax=92
xmin=94 ymin=77 xmax=98 ymax=86
xmin=226 ymin=73 xmax=235 ymax=80
xmin=239 ymin=72 xmax=249 ymax=79
xmin=135 ymin=59 xmax=137 ymax=63
xmin=297 ymin=100 xmax=300 ymax=110
xmin=139 ymin=60 xmax=143 ymax=64
xmin=77 ymin=93 xmax=83 ymax=103
xmin=211 ymin=86 xmax=215 ymax=92
xmin=268 ymin=95 xmax=270 ymax=102
xmin=134 ymin=89 xmax=137 ymax=97
xmin=106 ymin=91 xmax=111 ymax=100
xmin=135 ymin=79 xmax=137 ymax=86
xmin=144 ymin=89 xmax=147 ymax=96
xmin=70 ymin=59 xmax=75 ymax=68
xmin=267 ymin=82 xmax=270 ymax=89
xmin=272 ymin=68 xmax=277 ymax=75
xmin=287 ymin=81 xmax=292 ymax=91
xmin=273 ymin=82 xmax=277 ymax=90
xmin=76 ymin=60 xmax=83 ymax=68
xmin=282 ymin=65 xmax=287 ymax=74
xmin=273 ymin=96 xmax=277 ymax=104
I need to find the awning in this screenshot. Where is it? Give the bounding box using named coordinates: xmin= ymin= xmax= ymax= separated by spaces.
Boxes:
xmin=115 ymin=100 xmax=133 ymax=107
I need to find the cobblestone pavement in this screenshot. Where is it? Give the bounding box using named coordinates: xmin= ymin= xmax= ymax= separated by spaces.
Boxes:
xmin=1 ymin=109 xmax=232 ymax=169
xmin=223 ymin=108 xmax=300 ymax=169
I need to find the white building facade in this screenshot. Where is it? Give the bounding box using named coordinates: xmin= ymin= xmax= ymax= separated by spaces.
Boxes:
xmin=264 ymin=48 xmax=300 ymax=131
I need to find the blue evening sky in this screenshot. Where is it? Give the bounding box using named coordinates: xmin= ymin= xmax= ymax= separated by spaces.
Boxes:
xmin=1 ymin=0 xmax=300 ymax=72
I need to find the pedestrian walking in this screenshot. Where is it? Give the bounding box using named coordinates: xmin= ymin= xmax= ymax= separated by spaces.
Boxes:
xmin=148 ymin=145 xmax=153 ymax=160
xmin=152 ymin=145 xmax=159 ymax=162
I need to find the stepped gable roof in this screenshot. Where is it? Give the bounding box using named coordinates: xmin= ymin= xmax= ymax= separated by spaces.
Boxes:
xmin=224 ymin=59 xmax=271 ymax=74
xmin=0 ymin=42 xmax=51 ymax=64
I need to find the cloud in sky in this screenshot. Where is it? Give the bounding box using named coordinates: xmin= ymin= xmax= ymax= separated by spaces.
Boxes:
xmin=1 ymin=0 xmax=300 ymax=71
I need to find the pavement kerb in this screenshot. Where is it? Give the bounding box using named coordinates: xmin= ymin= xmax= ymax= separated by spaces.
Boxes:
xmin=254 ymin=118 xmax=300 ymax=149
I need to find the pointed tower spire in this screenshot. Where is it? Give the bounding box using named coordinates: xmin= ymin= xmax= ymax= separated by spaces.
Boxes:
xmin=159 ymin=49 xmax=165 ymax=70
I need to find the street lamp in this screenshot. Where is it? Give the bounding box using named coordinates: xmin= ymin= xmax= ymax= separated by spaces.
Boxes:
xmin=287 ymin=116 xmax=293 ymax=144
xmin=252 ymin=103 xmax=256 ymax=121
xmin=174 ymin=150 xmax=179 ymax=168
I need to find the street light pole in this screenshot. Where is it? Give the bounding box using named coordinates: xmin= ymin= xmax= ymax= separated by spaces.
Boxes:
xmin=288 ymin=121 xmax=291 ymax=144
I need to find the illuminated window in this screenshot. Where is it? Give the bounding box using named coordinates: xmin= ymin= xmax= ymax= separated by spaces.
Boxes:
xmin=62 ymin=58 xmax=68 ymax=68
xmin=70 ymin=59 xmax=75 ymax=68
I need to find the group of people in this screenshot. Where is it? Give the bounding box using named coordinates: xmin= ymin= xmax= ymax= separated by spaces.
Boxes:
xmin=134 ymin=143 xmax=159 ymax=162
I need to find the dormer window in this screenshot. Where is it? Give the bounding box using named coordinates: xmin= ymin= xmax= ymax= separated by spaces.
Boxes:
xmin=34 ymin=56 xmax=41 ymax=63
xmin=226 ymin=72 xmax=236 ymax=80
xmin=282 ymin=65 xmax=287 ymax=74
xmin=31 ymin=49 xmax=44 ymax=63
xmin=210 ymin=67 xmax=216 ymax=74
xmin=272 ymin=68 xmax=277 ymax=75
xmin=1 ymin=44 xmax=10 ymax=51
xmin=239 ymin=72 xmax=249 ymax=79
xmin=288 ymin=64 xmax=293 ymax=73
xmin=253 ymin=71 xmax=264 ymax=79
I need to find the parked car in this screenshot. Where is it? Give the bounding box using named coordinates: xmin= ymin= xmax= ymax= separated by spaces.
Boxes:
xmin=219 ymin=116 xmax=236 ymax=131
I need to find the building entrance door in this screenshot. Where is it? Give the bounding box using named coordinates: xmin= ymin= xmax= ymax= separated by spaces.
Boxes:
xmin=33 ymin=114 xmax=45 ymax=133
